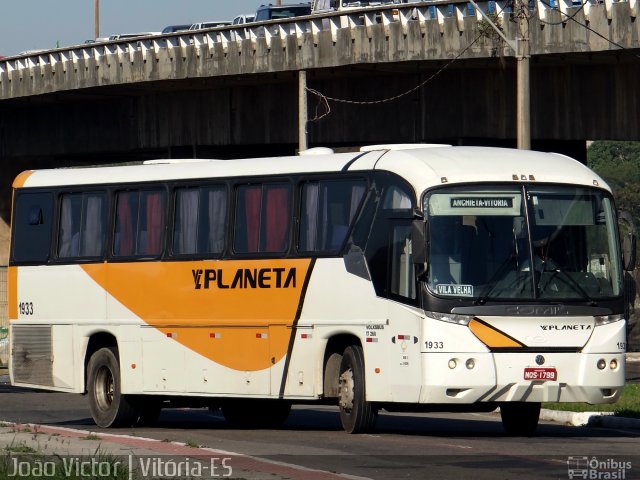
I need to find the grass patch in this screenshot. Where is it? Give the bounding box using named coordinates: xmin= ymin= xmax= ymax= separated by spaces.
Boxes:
xmin=185 ymin=439 xmax=200 ymax=448
xmin=4 ymin=443 xmax=37 ymax=454
xmin=80 ymin=434 xmax=101 ymax=441
xmin=544 ymin=384 xmax=640 ymax=418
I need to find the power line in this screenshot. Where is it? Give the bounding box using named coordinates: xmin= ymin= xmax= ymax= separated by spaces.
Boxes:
xmin=306 ymin=32 xmax=483 ymax=119
xmin=306 ymin=2 xmax=512 ymax=119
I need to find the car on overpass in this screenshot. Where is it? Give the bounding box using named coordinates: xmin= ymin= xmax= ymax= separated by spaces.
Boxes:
xmin=311 ymin=0 xmax=410 ymax=26
xmin=254 ymin=3 xmax=312 ymax=21
xmin=232 ymin=14 xmax=255 ymax=25
xmin=254 ymin=3 xmax=312 ymax=36
xmin=161 ymin=24 xmax=191 ymax=34
xmin=108 ymin=32 xmax=161 ymax=41
xmin=312 ymin=0 xmax=406 ymax=14
xmin=188 ymin=21 xmax=232 ymax=31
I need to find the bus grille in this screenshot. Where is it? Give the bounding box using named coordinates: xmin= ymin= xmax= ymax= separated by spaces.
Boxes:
xmin=11 ymin=325 xmax=54 ymax=387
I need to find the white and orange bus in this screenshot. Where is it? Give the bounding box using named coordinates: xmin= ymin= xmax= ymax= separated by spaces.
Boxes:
xmin=8 ymin=145 xmax=633 ymax=435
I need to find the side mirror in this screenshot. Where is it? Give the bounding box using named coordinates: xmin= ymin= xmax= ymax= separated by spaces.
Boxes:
xmin=623 ymin=233 xmax=636 ymax=271
xmin=411 ymin=219 xmax=428 ymax=265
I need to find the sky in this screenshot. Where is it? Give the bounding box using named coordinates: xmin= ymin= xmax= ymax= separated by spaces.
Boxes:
xmin=0 ymin=0 xmax=267 ymax=57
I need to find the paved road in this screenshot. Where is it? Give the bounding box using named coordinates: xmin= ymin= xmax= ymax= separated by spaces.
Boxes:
xmin=0 ymin=380 xmax=638 ymax=480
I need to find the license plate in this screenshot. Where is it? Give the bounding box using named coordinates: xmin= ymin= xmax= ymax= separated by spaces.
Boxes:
xmin=524 ymin=367 xmax=557 ymax=381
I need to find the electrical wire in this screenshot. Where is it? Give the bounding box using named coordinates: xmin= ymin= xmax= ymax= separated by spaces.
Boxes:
xmin=308 ymin=0 xmax=639 ymax=119
xmin=537 ymin=0 xmax=640 ymax=59
xmin=534 ymin=0 xmax=590 ymax=25
xmin=306 ymin=2 xmax=509 ymax=119
xmin=307 ymin=31 xmax=483 ymax=119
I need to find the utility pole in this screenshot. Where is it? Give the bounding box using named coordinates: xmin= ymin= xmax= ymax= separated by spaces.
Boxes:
xmin=516 ymin=0 xmax=531 ymax=150
xmin=298 ymin=70 xmax=308 ymax=152
xmin=467 ymin=0 xmax=531 ymax=150
xmin=94 ymin=0 xmax=100 ymax=39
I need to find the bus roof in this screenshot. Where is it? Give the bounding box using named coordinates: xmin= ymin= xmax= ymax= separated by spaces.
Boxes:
xmin=13 ymin=146 xmax=610 ymax=193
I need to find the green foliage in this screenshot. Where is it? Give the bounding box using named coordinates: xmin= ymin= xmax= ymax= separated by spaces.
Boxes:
xmin=587 ymin=141 xmax=640 ymax=229
xmin=543 ymin=384 xmax=640 ymax=417
xmin=476 ymin=12 xmax=504 ymax=43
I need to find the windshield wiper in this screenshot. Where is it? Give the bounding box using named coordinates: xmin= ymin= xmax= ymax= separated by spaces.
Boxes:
xmin=537 ymin=264 xmax=598 ymax=306
xmin=474 ymin=252 xmax=517 ymax=305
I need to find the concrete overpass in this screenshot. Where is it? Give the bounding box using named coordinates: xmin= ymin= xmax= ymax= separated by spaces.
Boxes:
xmin=0 ymin=0 xmax=639 ymax=261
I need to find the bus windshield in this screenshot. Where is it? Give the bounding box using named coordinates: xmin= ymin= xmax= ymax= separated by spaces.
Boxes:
xmin=423 ymin=185 xmax=622 ymax=302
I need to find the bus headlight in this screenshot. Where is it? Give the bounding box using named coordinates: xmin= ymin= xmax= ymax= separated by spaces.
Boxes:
xmin=594 ymin=314 xmax=624 ymax=326
xmin=425 ymin=311 xmax=473 ymax=326
xmin=597 ymin=359 xmax=606 ymax=370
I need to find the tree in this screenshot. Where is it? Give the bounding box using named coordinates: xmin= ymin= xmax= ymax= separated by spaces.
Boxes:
xmin=587 ymin=141 xmax=640 ymax=231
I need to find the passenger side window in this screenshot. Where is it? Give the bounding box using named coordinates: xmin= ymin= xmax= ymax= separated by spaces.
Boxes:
xmin=390 ymin=223 xmax=416 ymax=299
xmin=385 ymin=184 xmax=416 ymax=299
xmin=173 ymin=185 xmax=227 ymax=255
xmin=58 ymin=192 xmax=107 ymax=258
xmin=234 ymin=183 xmax=292 ymax=254
xmin=12 ymin=192 xmax=54 ymax=263
xmin=299 ymin=179 xmax=366 ymax=253
xmin=114 ymin=189 xmax=166 ymax=257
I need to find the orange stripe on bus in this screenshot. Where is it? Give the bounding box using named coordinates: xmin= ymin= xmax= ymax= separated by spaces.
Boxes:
xmin=8 ymin=267 xmax=18 ymax=320
xmin=81 ymin=259 xmax=312 ymax=371
xmin=469 ymin=318 xmax=523 ymax=349
xmin=12 ymin=171 xmax=34 ymax=188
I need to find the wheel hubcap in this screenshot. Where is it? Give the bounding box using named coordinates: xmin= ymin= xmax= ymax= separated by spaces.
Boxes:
xmin=94 ymin=366 xmax=114 ymax=411
xmin=338 ymin=368 xmax=354 ymax=412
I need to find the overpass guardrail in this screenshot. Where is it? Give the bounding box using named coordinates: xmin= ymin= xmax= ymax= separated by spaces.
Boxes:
xmin=0 ymin=0 xmax=635 ymax=77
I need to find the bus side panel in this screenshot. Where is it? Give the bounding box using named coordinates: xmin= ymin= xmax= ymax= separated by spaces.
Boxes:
xmin=11 ymin=265 xmax=107 ymax=392
xmin=296 ymin=259 xmax=395 ymax=401
xmin=279 ymin=325 xmax=317 ymax=398
xmin=82 ymin=260 xmax=311 ymax=397
xmin=380 ymin=301 xmax=425 ymax=403
xmin=51 ymin=324 xmax=74 ymax=389
xmin=141 ymin=325 xmax=187 ymax=393
xmin=18 ymin=265 xmax=106 ymax=323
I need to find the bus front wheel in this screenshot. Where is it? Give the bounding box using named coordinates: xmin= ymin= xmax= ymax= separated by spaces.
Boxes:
xmin=499 ymin=402 xmax=541 ymax=436
xmin=338 ymin=345 xmax=378 ymax=434
xmin=87 ymin=347 xmax=137 ymax=428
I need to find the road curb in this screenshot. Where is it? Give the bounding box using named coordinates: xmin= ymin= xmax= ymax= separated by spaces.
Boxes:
xmin=626 ymin=352 xmax=640 ymax=363
xmin=0 ymin=421 xmax=369 ymax=480
xmin=540 ymin=409 xmax=640 ymax=429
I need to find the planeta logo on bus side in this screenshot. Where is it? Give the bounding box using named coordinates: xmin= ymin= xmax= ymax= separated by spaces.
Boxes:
xmin=192 ymin=268 xmax=297 ymax=290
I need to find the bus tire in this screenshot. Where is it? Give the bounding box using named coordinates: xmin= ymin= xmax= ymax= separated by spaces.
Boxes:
xmin=338 ymin=345 xmax=378 ymax=434
xmin=499 ymin=402 xmax=541 ymax=436
xmin=87 ymin=347 xmax=137 ymax=428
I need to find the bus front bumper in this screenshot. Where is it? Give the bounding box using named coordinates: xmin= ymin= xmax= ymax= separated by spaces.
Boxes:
xmin=419 ymin=352 xmax=625 ymax=404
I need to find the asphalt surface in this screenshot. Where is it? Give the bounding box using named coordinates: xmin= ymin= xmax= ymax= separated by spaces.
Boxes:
xmin=0 ymin=357 xmax=638 ymax=480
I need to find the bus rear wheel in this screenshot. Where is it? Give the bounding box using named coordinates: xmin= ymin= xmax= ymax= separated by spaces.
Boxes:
xmin=338 ymin=345 xmax=378 ymax=434
xmin=87 ymin=347 xmax=137 ymax=428
xmin=499 ymin=402 xmax=541 ymax=436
